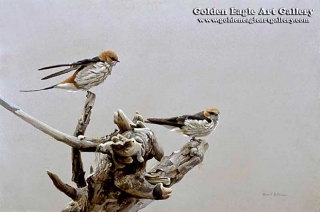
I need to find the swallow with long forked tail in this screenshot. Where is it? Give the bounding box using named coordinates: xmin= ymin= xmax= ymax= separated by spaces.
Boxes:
xmin=145 ymin=107 xmax=220 ymax=141
xmin=20 ymin=50 xmax=119 ymax=92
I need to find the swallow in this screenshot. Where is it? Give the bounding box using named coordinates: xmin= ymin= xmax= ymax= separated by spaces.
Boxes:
xmin=145 ymin=107 xmax=220 ymax=141
xmin=20 ymin=50 xmax=119 ymax=92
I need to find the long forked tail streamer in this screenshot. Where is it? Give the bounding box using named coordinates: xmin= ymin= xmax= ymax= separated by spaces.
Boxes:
xmin=20 ymin=85 xmax=56 ymax=92
xmin=38 ymin=64 xmax=70 ymax=70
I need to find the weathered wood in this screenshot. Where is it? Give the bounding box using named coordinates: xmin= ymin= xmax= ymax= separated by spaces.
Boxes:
xmin=61 ymin=110 xmax=208 ymax=212
xmin=72 ymin=91 xmax=96 ymax=188
xmin=131 ymin=139 xmax=209 ymax=211
xmin=0 ymin=95 xmax=212 ymax=212
xmin=47 ymin=170 xmax=80 ymax=201
xmin=0 ymin=96 xmax=102 ymax=150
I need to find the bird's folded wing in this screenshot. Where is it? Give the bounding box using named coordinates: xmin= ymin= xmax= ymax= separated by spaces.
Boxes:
xmin=72 ymin=57 xmax=101 ymax=66
xmin=177 ymin=113 xmax=211 ymax=122
xmin=39 ymin=57 xmax=101 ymax=79
xmin=147 ymin=117 xmax=184 ymax=128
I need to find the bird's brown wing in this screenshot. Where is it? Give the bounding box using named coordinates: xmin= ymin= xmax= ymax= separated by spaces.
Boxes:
xmin=146 ymin=116 xmax=185 ymax=128
xmin=71 ymin=56 xmax=101 ymax=66
xmin=147 ymin=111 xmax=211 ymax=127
xmin=147 ymin=113 xmax=207 ymax=126
xmin=173 ymin=113 xmax=212 ymax=123
xmin=40 ymin=57 xmax=101 ymax=80
xmin=182 ymin=114 xmax=212 ymax=123
xmin=38 ymin=56 xmax=101 ymax=70
xmin=175 ymin=114 xmax=204 ymax=121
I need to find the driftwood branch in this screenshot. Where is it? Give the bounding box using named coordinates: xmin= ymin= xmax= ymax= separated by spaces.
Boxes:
xmin=46 ymin=170 xmax=80 ymax=200
xmin=131 ymin=139 xmax=209 ymax=211
xmin=0 ymin=95 xmax=211 ymax=211
xmin=72 ymin=91 xmax=96 ymax=188
xmin=0 ymin=95 xmax=102 ymax=151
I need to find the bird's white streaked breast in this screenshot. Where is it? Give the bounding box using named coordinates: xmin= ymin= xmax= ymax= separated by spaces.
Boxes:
xmin=182 ymin=119 xmax=217 ymax=137
xmin=75 ymin=62 xmax=112 ymax=90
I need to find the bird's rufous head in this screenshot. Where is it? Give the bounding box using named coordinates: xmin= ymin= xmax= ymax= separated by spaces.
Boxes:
xmin=99 ymin=50 xmax=119 ymax=65
xmin=204 ymin=107 xmax=220 ymax=120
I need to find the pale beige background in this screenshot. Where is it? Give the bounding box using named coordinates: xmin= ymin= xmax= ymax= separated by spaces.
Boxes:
xmin=1 ymin=0 xmax=320 ymax=211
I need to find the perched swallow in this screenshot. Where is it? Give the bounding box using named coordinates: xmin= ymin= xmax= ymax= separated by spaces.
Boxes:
xmin=145 ymin=107 xmax=220 ymax=141
xmin=20 ymin=50 xmax=119 ymax=92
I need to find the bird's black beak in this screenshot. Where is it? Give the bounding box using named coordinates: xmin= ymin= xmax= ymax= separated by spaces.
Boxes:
xmin=117 ymin=60 xmax=120 ymax=63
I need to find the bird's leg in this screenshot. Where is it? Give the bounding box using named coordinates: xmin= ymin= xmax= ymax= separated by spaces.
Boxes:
xmin=86 ymin=90 xmax=95 ymax=96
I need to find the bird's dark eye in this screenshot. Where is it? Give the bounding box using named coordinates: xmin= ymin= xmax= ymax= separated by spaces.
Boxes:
xmin=209 ymin=112 xmax=217 ymax=115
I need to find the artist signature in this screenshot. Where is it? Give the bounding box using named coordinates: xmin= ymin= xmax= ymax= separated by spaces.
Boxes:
xmin=263 ymin=192 xmax=288 ymax=197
